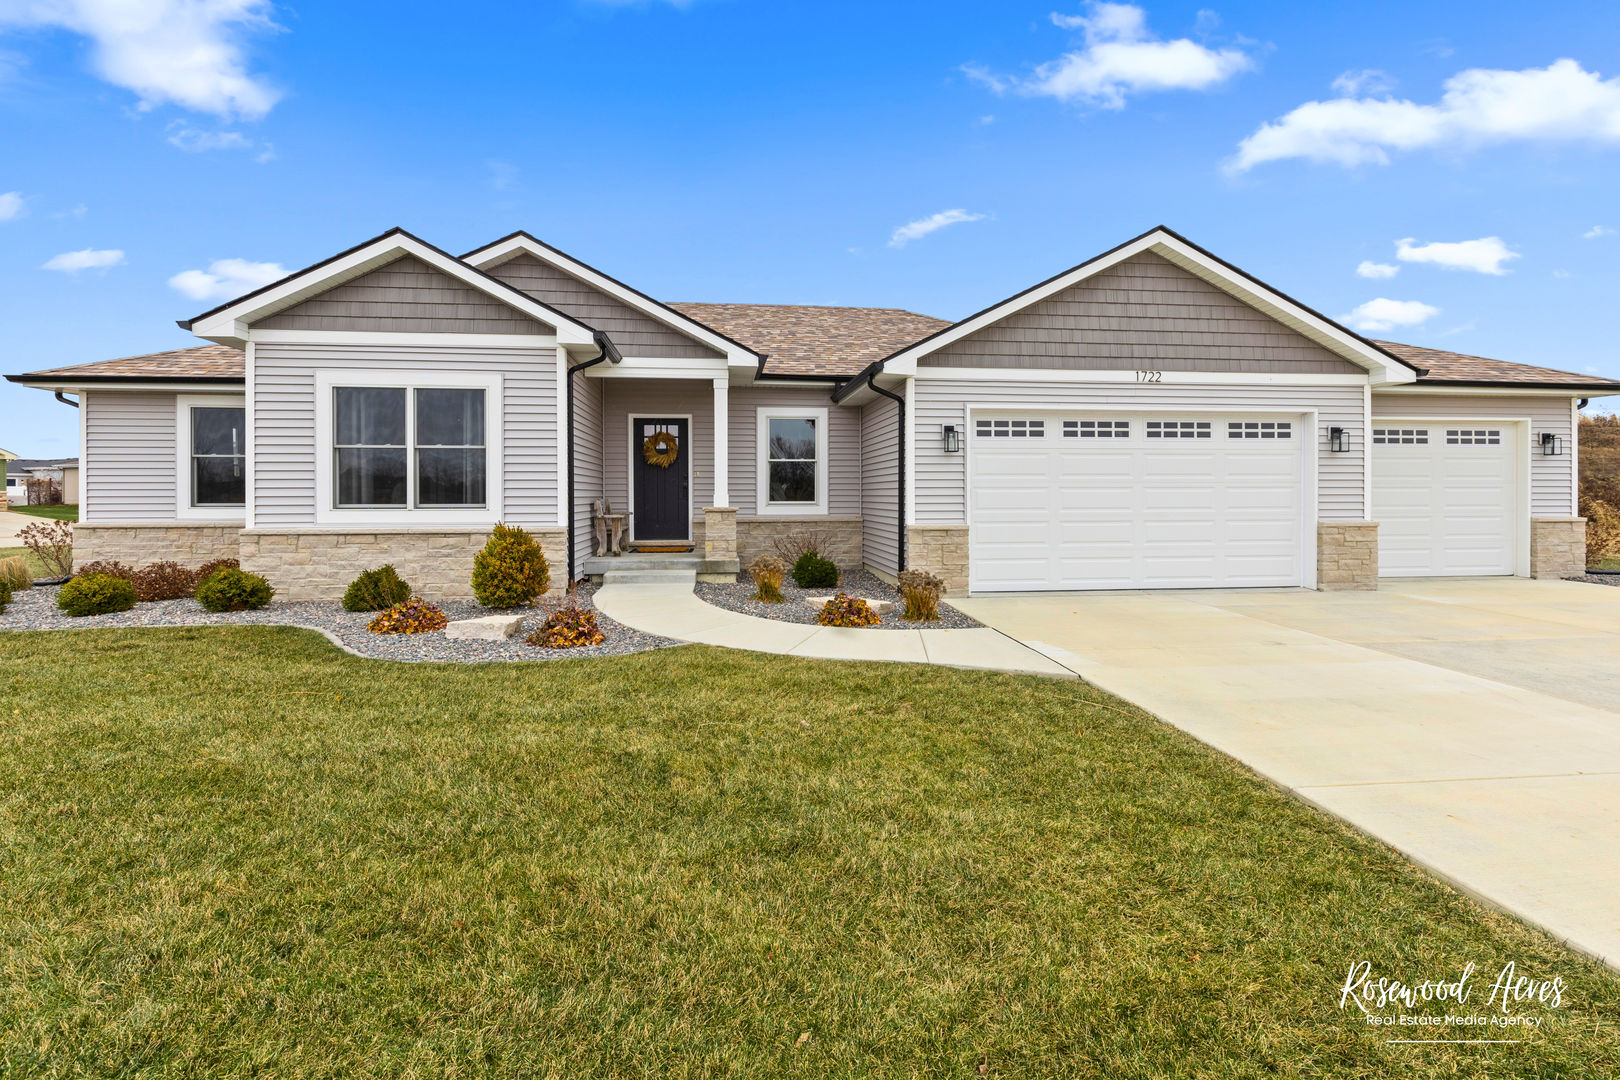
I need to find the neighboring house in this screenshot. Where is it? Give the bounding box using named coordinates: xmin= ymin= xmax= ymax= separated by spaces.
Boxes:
xmin=6 ymin=225 xmax=1618 ymax=599
xmin=0 ymin=447 xmax=16 ymax=505
xmin=5 ymin=457 xmax=77 ymax=506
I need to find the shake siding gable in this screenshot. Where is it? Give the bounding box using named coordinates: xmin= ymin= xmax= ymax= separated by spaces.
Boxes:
xmin=489 ymin=254 xmax=723 ymax=359
xmin=1371 ymin=392 xmax=1576 ymax=517
xmin=255 ymin=255 xmax=552 ymax=335
xmin=861 ymin=396 xmax=901 ymax=575
xmin=251 ymin=343 xmax=559 ymax=526
xmin=921 ymin=250 xmax=1363 ymax=374
xmin=82 ymin=390 xmax=178 ymax=521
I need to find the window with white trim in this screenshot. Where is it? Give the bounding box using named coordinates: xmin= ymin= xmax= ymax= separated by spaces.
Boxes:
xmin=1373 ymin=428 xmax=1429 ymax=445
xmin=334 ymin=386 xmax=486 ymax=508
xmin=1227 ymin=421 xmax=1292 ymax=440
xmin=1146 ymin=420 xmax=1211 ymax=439
xmin=975 ymin=418 xmax=1045 ymax=438
xmin=190 ymin=406 xmax=246 ymax=505
xmin=756 ymin=406 xmax=828 ymax=515
xmin=1445 ymin=428 xmax=1501 ymax=445
xmin=1064 ymin=419 xmax=1129 ymax=438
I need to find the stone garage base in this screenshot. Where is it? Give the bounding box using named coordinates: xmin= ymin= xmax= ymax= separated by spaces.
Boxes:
xmin=906 ymin=524 xmax=970 ymax=596
xmin=238 ymin=527 xmax=567 ymax=602
xmin=1530 ymin=517 xmax=1587 ymax=579
xmin=71 ymin=522 xmax=242 ymax=573
xmin=1317 ymin=521 xmax=1379 ymax=591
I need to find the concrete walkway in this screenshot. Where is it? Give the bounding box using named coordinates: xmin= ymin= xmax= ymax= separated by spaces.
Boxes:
xmin=0 ymin=509 xmax=40 ymax=544
xmin=592 ymin=583 xmax=1075 ymax=678
xmin=954 ymin=578 xmax=1620 ymax=969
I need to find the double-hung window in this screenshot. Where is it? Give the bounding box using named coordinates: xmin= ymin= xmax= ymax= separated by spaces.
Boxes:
xmin=756 ymin=406 xmax=828 ymax=515
xmin=175 ymin=394 xmax=246 ymax=519
xmin=318 ymin=372 xmax=502 ymax=523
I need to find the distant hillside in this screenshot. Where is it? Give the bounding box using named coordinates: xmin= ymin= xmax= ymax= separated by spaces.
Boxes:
xmin=1582 ymin=413 xmax=1620 ymax=508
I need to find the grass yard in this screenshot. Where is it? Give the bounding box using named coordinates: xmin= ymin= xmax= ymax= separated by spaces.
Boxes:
xmin=0 ymin=545 xmax=52 ymax=579
xmin=0 ymin=629 xmax=1615 ymax=1078
xmin=7 ymin=504 xmax=77 ymax=522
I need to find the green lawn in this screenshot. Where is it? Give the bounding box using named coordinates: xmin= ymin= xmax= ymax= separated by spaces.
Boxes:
xmin=0 ymin=629 xmax=1614 ymax=1077
xmin=0 ymin=545 xmax=52 ymax=579
xmin=8 ymin=503 xmax=77 ymax=522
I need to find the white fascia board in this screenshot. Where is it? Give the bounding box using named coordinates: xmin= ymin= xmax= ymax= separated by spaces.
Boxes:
xmin=189 ymin=234 xmax=598 ymax=349
xmin=882 ymin=229 xmax=1417 ymax=386
xmin=464 ymin=234 xmax=759 ymax=367
xmin=1374 ymin=385 xmax=1619 ymax=398
xmin=591 ymin=356 xmax=732 ymax=380
xmin=912 ymin=367 xmax=1370 ymax=386
xmin=13 ymin=380 xmax=243 ymax=393
xmin=247 ymin=329 xmax=560 ymax=349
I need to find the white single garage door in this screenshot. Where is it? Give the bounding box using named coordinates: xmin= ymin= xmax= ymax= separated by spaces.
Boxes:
xmin=1372 ymin=424 xmax=1517 ymax=576
xmin=968 ymin=413 xmax=1307 ymax=591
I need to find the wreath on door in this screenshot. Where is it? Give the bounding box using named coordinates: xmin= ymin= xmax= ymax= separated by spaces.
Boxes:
xmin=642 ymin=430 xmax=680 ymax=468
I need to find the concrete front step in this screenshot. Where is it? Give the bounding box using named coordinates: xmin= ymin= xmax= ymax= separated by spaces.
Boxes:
xmin=583 ymin=552 xmax=738 ymax=583
xmin=602 ymin=568 xmax=699 ymax=586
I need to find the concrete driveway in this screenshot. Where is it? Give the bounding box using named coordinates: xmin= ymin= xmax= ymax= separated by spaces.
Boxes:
xmin=954 ymin=578 xmax=1620 ymax=967
xmin=0 ymin=509 xmax=39 ymax=544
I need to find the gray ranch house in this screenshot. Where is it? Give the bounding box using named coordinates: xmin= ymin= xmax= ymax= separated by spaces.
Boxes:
xmin=9 ymin=226 xmax=1618 ymax=598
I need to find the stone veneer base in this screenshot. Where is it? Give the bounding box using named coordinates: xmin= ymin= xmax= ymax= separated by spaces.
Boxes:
xmin=906 ymin=525 xmax=970 ymax=596
xmin=238 ymin=526 xmax=567 ymax=602
xmin=1530 ymin=517 xmax=1587 ymax=579
xmin=71 ymin=522 xmax=243 ymax=573
xmin=1317 ymin=521 xmax=1379 ymax=591
xmin=736 ymin=516 xmax=863 ymax=570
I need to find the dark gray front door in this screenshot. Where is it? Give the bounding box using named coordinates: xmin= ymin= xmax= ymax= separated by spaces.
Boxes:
xmin=632 ymin=417 xmax=690 ymax=542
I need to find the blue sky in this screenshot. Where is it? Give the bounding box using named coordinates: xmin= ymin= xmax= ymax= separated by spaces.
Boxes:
xmin=5 ymin=0 xmax=1620 ymax=457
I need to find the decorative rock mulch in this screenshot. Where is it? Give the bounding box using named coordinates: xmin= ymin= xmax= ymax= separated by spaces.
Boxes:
xmin=1567 ymin=573 xmax=1620 ymax=588
xmin=694 ymin=568 xmax=982 ymax=630
xmin=0 ymin=581 xmax=680 ymax=663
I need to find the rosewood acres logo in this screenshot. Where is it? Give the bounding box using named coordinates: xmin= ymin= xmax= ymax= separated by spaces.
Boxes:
xmin=1338 ymin=960 xmax=1567 ymax=1042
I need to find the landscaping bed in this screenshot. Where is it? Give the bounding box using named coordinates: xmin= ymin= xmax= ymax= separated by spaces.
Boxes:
xmin=0 ymin=581 xmax=677 ymax=662
xmin=695 ymin=568 xmax=981 ymax=629
xmin=1570 ymin=571 xmax=1620 ymax=587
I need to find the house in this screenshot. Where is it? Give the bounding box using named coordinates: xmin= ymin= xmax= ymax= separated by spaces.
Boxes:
xmin=0 ymin=447 xmax=15 ymax=504
xmin=5 ymin=457 xmax=78 ymax=506
xmin=7 ymin=225 xmax=1618 ymax=599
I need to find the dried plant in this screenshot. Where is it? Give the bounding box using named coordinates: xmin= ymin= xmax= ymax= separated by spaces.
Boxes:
xmin=1582 ymin=495 xmax=1620 ymax=568
xmin=771 ymin=528 xmax=835 ymax=565
xmin=0 ymin=557 xmax=34 ymax=591
xmin=748 ymin=554 xmax=788 ymax=603
xmin=18 ymin=520 xmax=73 ymax=578
xmin=529 ymin=604 xmax=607 ymax=648
xmin=131 ymin=561 xmax=201 ymax=602
xmin=816 ymin=592 xmax=880 ymax=628
xmin=367 ymin=597 xmax=448 ymax=634
xmin=897 ymin=568 xmax=945 ymax=622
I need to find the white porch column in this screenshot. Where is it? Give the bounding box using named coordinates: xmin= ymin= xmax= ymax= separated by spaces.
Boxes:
xmin=711 ymin=377 xmax=730 ymax=507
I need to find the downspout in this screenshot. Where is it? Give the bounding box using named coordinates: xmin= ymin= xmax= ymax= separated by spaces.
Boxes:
xmin=54 ymin=391 xmax=79 ymax=408
xmin=565 ymin=332 xmax=622 ymax=584
xmin=864 ymin=370 xmax=906 ymax=572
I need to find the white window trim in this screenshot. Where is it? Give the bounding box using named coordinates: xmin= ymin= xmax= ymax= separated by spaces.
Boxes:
xmin=314 ymin=370 xmax=504 ymax=526
xmin=175 ymin=393 xmax=247 ymax=522
xmin=756 ymin=406 xmax=829 ymax=517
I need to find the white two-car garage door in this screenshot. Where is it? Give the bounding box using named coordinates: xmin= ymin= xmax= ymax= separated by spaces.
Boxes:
xmin=968 ymin=413 xmax=1307 ymax=591
xmin=1372 ymin=425 xmax=1517 ymax=576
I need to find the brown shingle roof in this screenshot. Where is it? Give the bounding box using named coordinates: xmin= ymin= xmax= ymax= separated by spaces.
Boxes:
xmin=667 ymin=303 xmax=950 ymax=378
xmin=13 ymin=344 xmax=245 ymax=382
xmin=1374 ymin=340 xmax=1620 ymax=388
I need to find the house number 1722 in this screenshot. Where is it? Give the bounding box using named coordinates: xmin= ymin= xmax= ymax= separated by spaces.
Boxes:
xmin=1135 ymin=370 xmax=1163 ymax=382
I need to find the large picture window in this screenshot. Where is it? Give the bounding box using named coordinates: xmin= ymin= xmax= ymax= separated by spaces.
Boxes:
xmin=191 ymin=406 xmax=246 ymax=506
xmin=756 ymin=407 xmax=828 ymax=515
xmin=333 ymin=385 xmax=487 ymax=509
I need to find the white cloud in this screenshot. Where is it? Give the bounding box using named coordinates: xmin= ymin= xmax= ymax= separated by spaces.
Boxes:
xmin=0 ymin=190 xmax=23 ymax=220
xmin=889 ymin=209 xmax=987 ymax=248
xmin=1356 ymin=260 xmax=1399 ymax=279
xmin=1230 ymin=59 xmax=1620 ymax=172
xmin=167 ymin=257 xmax=284 ymax=300
xmin=1340 ymin=297 xmax=1440 ymax=332
xmin=42 ymin=247 xmax=124 ymax=272
xmin=1552 ymin=268 xmax=1573 ymax=279
xmin=165 ymin=122 xmax=273 ymax=161
xmin=1332 ymin=69 xmax=1393 ymax=96
xmin=0 ymin=0 xmax=282 ymax=120
xmin=967 ymin=3 xmax=1252 ymax=109
xmin=1584 ymin=224 xmax=1613 ymax=239
xmin=1395 ymin=236 xmax=1518 ymax=275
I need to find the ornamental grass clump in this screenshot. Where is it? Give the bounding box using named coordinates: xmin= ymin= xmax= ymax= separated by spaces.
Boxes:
xmin=528 ymin=604 xmax=607 ymax=649
xmin=196 ymin=568 xmax=274 ymax=612
xmin=791 ymin=551 xmax=839 ymax=590
xmin=0 ymin=577 xmax=11 ymax=614
xmin=748 ymin=554 xmax=788 ymax=603
xmin=816 ymin=592 xmax=880 ymax=628
xmin=367 ymin=597 xmax=449 ymax=635
xmin=131 ymin=561 xmax=200 ymax=602
xmin=472 ymin=523 xmax=551 ymax=609
xmin=343 ymin=565 xmax=413 ymax=612
xmin=0 ymin=556 xmax=32 ymax=592
xmin=56 ymin=573 xmax=137 ymax=617
xmin=897 ymin=568 xmax=945 ymax=622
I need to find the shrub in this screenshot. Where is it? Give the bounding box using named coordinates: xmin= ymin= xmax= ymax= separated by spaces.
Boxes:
xmin=0 ymin=556 xmax=32 ymax=591
xmin=195 ymin=557 xmax=240 ymax=582
xmin=791 ymin=551 xmax=839 ymax=590
xmin=472 ymin=523 xmax=550 ymax=608
xmin=1582 ymin=495 xmax=1620 ymax=568
xmin=748 ymin=554 xmax=788 ymax=603
xmin=0 ymin=577 xmax=10 ymax=614
xmin=19 ymin=520 xmax=73 ymax=578
xmin=196 ymin=568 xmax=274 ymax=612
xmin=131 ymin=561 xmax=201 ymax=602
xmin=56 ymin=573 xmax=137 ymax=617
xmin=897 ymin=568 xmax=945 ymax=622
xmin=528 ymin=604 xmax=606 ymax=649
xmin=342 ymin=565 xmax=413 ymax=612
xmin=368 ymin=597 xmax=449 ymax=634
xmin=772 ymin=528 xmax=835 ymax=565
xmin=816 ymin=592 xmax=880 ymax=628
xmin=75 ymin=560 xmax=135 ymax=581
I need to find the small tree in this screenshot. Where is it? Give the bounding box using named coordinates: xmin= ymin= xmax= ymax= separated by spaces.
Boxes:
xmin=18 ymin=519 xmax=72 ymax=578
xmin=472 ymin=523 xmax=551 ymax=608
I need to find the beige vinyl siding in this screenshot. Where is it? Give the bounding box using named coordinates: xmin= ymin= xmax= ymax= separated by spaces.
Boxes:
xmin=922 ymin=251 xmax=1362 ymax=375
xmin=1372 ymin=392 xmax=1576 ymax=517
xmin=252 ymin=343 xmax=559 ymax=526
xmin=82 ymin=390 xmax=179 ymax=521
xmin=861 ymin=396 xmax=901 ymax=575
xmin=913 ymin=378 xmax=1367 ymax=524
xmin=572 ymin=374 xmax=605 ymax=567
xmin=255 ymin=255 xmax=552 ymax=335
xmin=729 ymin=385 xmax=860 ymax=518
xmin=490 ymin=254 xmax=723 ymax=358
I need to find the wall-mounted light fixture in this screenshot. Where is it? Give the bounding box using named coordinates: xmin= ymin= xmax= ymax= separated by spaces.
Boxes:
xmin=942 ymin=424 xmax=961 ymax=453
xmin=1540 ymin=432 xmax=1564 ymax=457
xmin=1328 ymin=426 xmax=1350 ymax=453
